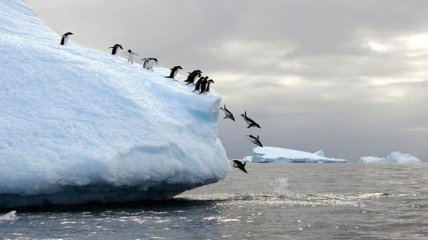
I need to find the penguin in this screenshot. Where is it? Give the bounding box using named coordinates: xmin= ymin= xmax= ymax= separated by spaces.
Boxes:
xmin=232 ymin=160 xmax=248 ymax=174
xmin=60 ymin=32 xmax=73 ymax=45
xmin=193 ymin=77 xmax=208 ymax=92
xmin=124 ymin=49 xmax=138 ymax=64
xmin=145 ymin=58 xmax=158 ymax=70
xmin=220 ymin=104 xmax=235 ymax=121
xmin=185 ymin=70 xmax=202 ymax=85
xmin=109 ymin=44 xmax=123 ymax=55
xmin=141 ymin=58 xmax=149 ymax=69
xmin=200 ymin=79 xmax=214 ymax=94
xmin=166 ymin=66 xmax=183 ymax=79
xmin=205 ymin=79 xmax=215 ymax=93
xmin=241 ymin=111 xmax=261 ymax=128
xmin=246 ymin=134 xmax=263 ymax=147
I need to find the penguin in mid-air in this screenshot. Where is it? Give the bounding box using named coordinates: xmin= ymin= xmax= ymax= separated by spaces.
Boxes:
xmin=124 ymin=49 xmax=138 ymax=64
xmin=60 ymin=32 xmax=73 ymax=45
xmin=220 ymin=104 xmax=235 ymax=121
xmin=200 ymin=79 xmax=214 ymax=94
xmin=185 ymin=70 xmax=202 ymax=85
xmin=241 ymin=111 xmax=261 ymax=129
xmin=166 ymin=66 xmax=183 ymax=80
xmin=247 ymin=134 xmax=263 ymax=147
xmin=232 ymin=160 xmax=248 ymax=174
xmin=110 ymin=44 xmax=123 ymax=55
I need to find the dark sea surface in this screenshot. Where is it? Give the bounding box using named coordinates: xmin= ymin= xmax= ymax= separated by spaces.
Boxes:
xmin=1 ymin=163 xmax=428 ymax=240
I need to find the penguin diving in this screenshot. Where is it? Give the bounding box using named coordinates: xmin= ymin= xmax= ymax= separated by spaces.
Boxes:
xmin=241 ymin=111 xmax=261 ymax=128
xmin=247 ymin=134 xmax=263 ymax=147
xmin=220 ymin=104 xmax=235 ymax=121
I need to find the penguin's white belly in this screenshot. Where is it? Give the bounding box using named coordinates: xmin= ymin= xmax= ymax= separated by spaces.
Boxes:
xmin=173 ymin=70 xmax=180 ymax=78
xmin=127 ymin=54 xmax=133 ymax=62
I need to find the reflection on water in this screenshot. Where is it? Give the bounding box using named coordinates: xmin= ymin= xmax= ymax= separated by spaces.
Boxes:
xmin=1 ymin=163 xmax=428 ymax=239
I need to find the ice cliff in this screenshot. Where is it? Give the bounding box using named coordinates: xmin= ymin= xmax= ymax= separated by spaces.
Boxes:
xmin=0 ymin=0 xmax=229 ymax=208
xmin=250 ymin=147 xmax=347 ymax=163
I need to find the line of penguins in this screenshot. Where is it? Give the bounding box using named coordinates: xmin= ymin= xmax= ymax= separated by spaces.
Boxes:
xmin=60 ymin=33 xmax=213 ymax=94
xmin=61 ymin=32 xmax=256 ymax=173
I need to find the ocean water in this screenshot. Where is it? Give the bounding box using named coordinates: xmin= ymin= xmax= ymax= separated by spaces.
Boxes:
xmin=1 ymin=163 xmax=428 ymax=239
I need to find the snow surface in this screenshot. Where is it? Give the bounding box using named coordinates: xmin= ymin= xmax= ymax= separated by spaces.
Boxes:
xmin=0 ymin=0 xmax=229 ymax=208
xmin=250 ymin=147 xmax=347 ymax=163
xmin=360 ymin=151 xmax=421 ymax=164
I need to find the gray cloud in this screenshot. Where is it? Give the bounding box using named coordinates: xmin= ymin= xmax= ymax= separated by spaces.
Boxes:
xmin=28 ymin=0 xmax=428 ymax=160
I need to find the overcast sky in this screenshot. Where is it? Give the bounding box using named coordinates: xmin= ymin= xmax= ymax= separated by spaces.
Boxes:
xmin=27 ymin=0 xmax=428 ymax=161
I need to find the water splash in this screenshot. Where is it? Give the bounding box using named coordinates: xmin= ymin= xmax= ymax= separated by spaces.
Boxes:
xmin=271 ymin=178 xmax=292 ymax=197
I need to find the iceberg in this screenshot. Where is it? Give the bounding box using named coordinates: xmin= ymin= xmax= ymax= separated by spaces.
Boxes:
xmin=0 ymin=0 xmax=229 ymax=208
xmin=360 ymin=151 xmax=421 ymax=164
xmin=250 ymin=147 xmax=347 ymax=163
xmin=0 ymin=211 xmax=18 ymax=222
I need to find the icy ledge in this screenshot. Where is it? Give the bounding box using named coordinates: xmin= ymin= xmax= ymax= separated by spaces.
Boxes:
xmin=0 ymin=0 xmax=229 ymax=208
xmin=249 ymin=147 xmax=347 ymax=163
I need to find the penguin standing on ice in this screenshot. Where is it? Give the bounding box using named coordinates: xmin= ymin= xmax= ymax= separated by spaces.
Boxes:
xmin=220 ymin=104 xmax=235 ymax=121
xmin=232 ymin=160 xmax=248 ymax=174
xmin=185 ymin=70 xmax=202 ymax=85
xmin=124 ymin=49 xmax=138 ymax=64
xmin=143 ymin=58 xmax=158 ymax=70
xmin=166 ymin=66 xmax=183 ymax=80
xmin=246 ymin=134 xmax=263 ymax=147
xmin=60 ymin=32 xmax=73 ymax=45
xmin=193 ymin=76 xmax=208 ymax=92
xmin=110 ymin=44 xmax=123 ymax=55
xmin=141 ymin=58 xmax=149 ymax=69
xmin=200 ymin=79 xmax=214 ymax=94
xmin=241 ymin=111 xmax=261 ymax=128
xmin=204 ymin=79 xmax=215 ymax=93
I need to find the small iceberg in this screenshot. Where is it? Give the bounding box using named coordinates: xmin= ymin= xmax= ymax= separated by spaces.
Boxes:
xmin=0 ymin=211 xmax=18 ymax=222
xmin=249 ymin=147 xmax=347 ymax=163
xmin=360 ymin=151 xmax=421 ymax=164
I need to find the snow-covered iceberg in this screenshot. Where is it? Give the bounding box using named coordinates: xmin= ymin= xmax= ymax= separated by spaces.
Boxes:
xmin=250 ymin=147 xmax=346 ymax=163
xmin=360 ymin=151 xmax=421 ymax=164
xmin=0 ymin=0 xmax=229 ymax=208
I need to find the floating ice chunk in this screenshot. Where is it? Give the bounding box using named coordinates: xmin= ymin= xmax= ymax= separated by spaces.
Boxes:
xmin=250 ymin=147 xmax=346 ymax=163
xmin=360 ymin=151 xmax=421 ymax=163
xmin=0 ymin=211 xmax=18 ymax=222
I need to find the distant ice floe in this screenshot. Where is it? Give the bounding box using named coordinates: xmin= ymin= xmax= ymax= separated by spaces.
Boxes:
xmin=249 ymin=147 xmax=347 ymax=163
xmin=360 ymin=151 xmax=421 ymax=164
xmin=0 ymin=211 xmax=18 ymax=222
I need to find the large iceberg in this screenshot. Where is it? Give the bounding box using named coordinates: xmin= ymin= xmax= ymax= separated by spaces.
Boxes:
xmin=0 ymin=0 xmax=229 ymax=208
xmin=360 ymin=151 xmax=421 ymax=164
xmin=250 ymin=147 xmax=347 ymax=163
